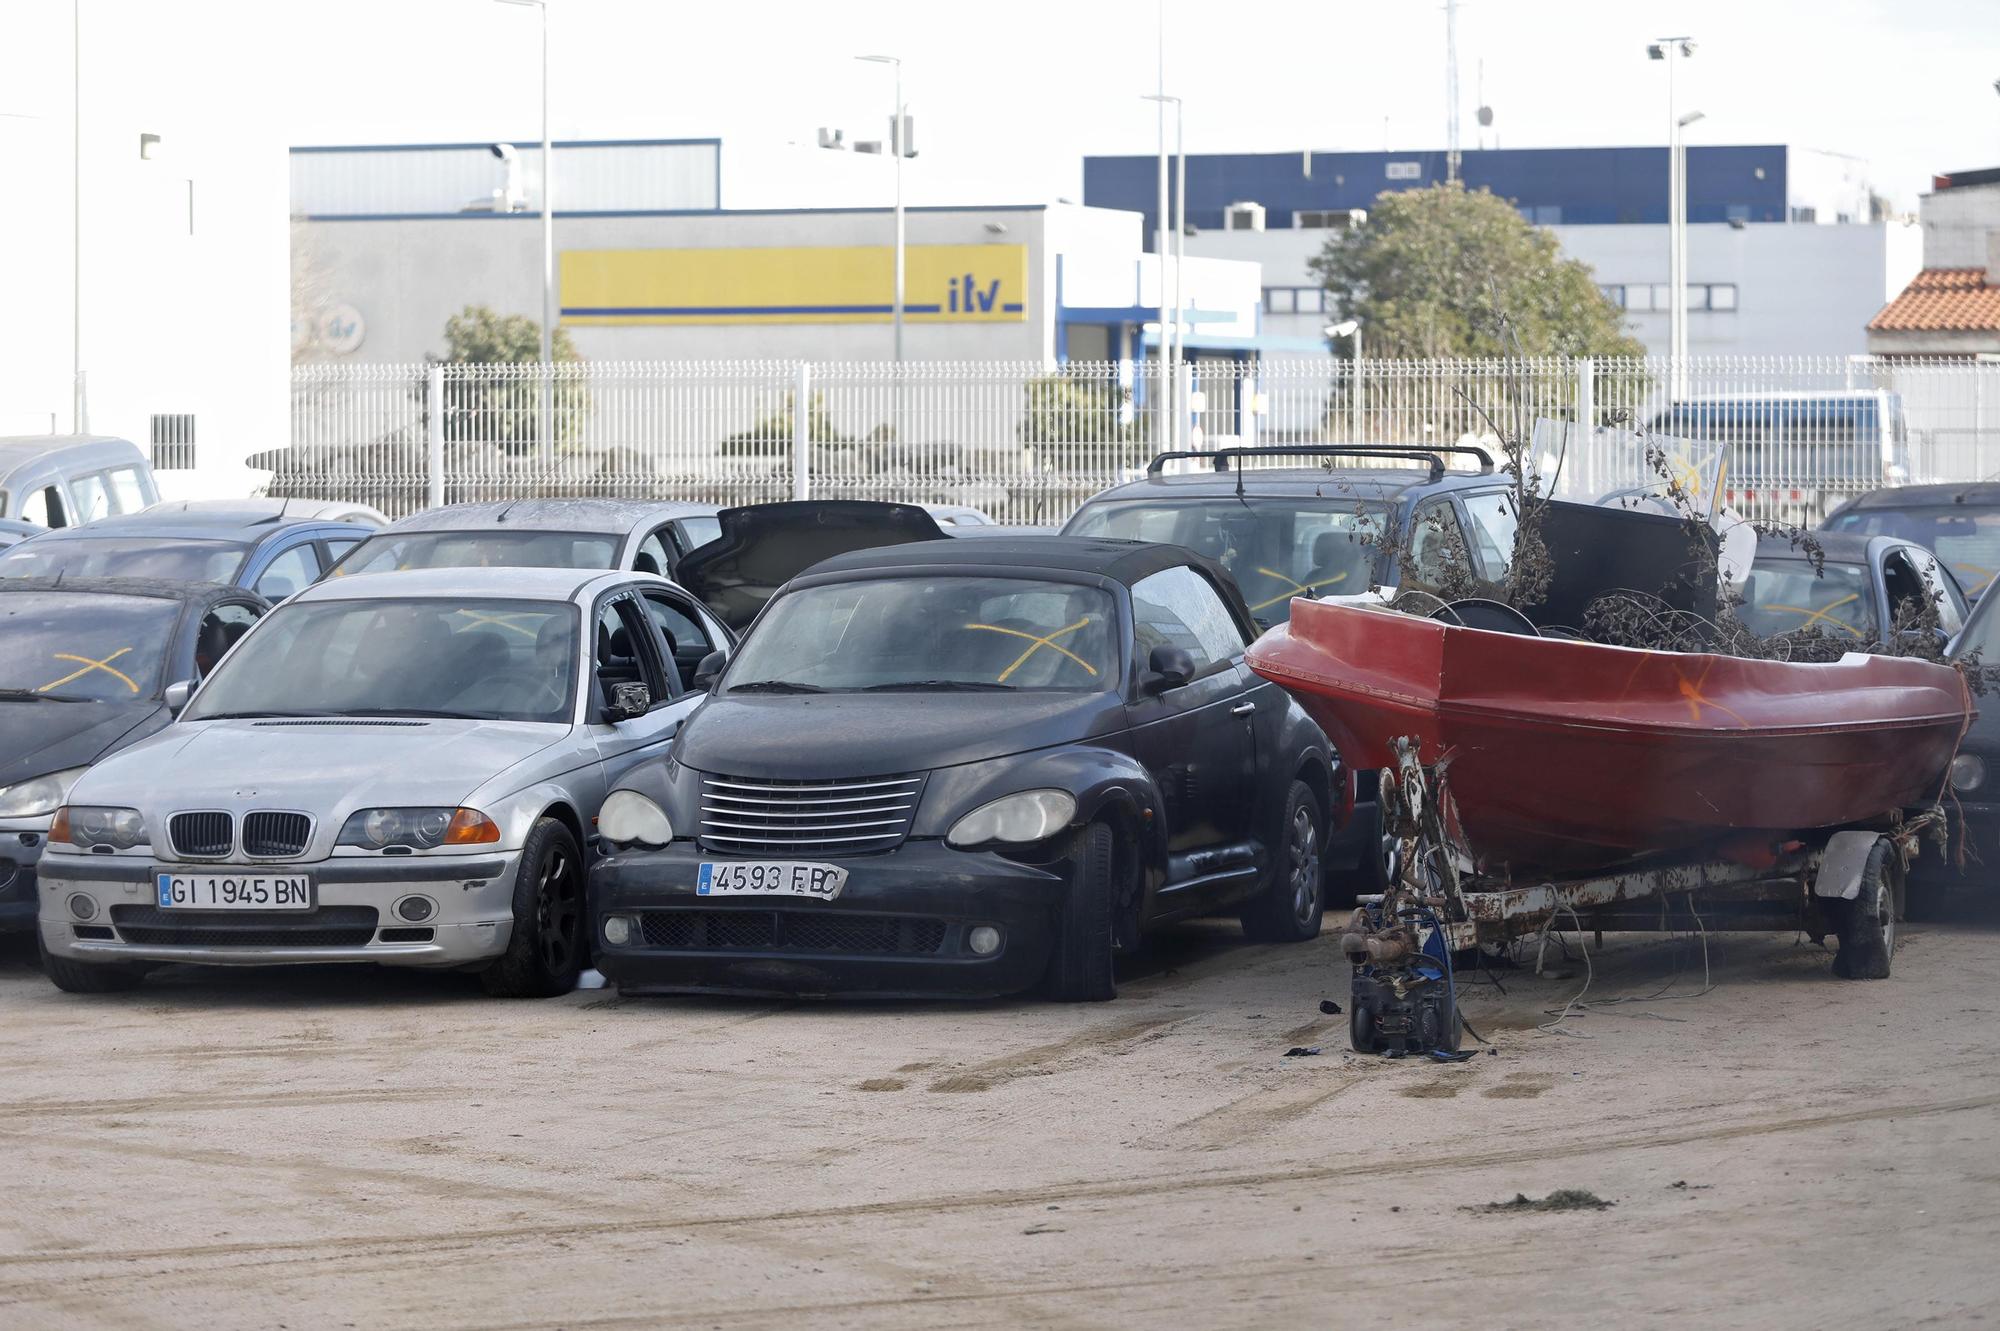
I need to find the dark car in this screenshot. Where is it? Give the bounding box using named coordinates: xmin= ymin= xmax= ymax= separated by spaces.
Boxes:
xmin=1822 ymin=482 xmax=2000 ymax=601
xmin=1063 ymin=445 xmax=1514 ymax=889
xmin=1925 ymin=590 xmax=2000 ymax=897
xmin=0 ymin=504 xmax=374 ymax=602
xmin=1735 ymin=531 xmax=1969 ymax=647
xmin=327 ymin=500 xmax=721 ymax=582
xmin=589 ymin=536 xmax=1338 ymax=1002
xmin=0 ymin=578 xmax=267 ymax=931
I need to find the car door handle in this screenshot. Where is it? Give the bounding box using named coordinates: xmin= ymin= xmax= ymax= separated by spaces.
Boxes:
xmin=1230 ymin=702 xmax=1257 ymax=716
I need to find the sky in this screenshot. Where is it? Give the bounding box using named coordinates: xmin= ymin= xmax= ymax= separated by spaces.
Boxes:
xmin=167 ymin=0 xmax=2000 ymax=212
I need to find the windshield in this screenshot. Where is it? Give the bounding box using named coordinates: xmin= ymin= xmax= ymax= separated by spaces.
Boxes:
xmin=1736 ymin=559 xmax=1876 ymax=641
xmin=330 ymin=530 xmax=619 ymax=576
xmin=185 ymin=597 xmax=578 ymax=724
xmin=0 ymin=536 xmax=248 ymax=583
xmin=0 ymin=592 xmax=178 ymax=701
xmin=1823 ymin=505 xmax=2000 ymax=598
xmin=1064 ymin=497 xmax=1387 ymax=626
xmin=726 ymin=577 xmax=1117 ymax=693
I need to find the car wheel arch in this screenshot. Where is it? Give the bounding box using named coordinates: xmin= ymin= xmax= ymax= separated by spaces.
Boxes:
xmin=539 ymin=801 xmax=589 ymax=855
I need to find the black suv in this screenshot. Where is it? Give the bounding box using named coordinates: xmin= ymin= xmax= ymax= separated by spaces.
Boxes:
xmin=1063 ymin=445 xmax=1522 ymax=887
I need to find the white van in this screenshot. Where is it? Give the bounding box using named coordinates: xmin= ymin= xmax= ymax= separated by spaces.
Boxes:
xmin=0 ymin=435 xmax=160 ymax=530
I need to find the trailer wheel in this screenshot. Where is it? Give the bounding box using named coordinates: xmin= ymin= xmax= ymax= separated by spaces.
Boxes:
xmin=1349 ymin=999 xmax=1377 ymax=1054
xmin=1832 ymin=837 xmax=1899 ymax=980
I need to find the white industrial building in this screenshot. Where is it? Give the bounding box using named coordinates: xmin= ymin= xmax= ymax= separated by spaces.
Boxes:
xmin=291 ymin=140 xmax=1278 ymax=370
xmin=0 ymin=3 xmax=288 ymax=501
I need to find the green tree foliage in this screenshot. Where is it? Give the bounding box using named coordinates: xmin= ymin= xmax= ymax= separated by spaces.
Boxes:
xmin=431 ymin=305 xmax=589 ymax=453
xmin=1310 ymin=184 xmax=1646 ymax=360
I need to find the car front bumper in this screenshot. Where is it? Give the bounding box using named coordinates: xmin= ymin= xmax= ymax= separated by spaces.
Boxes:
xmin=590 ymin=839 xmax=1066 ymax=997
xmin=0 ymin=822 xmax=50 ymax=932
xmin=35 ymin=852 xmax=523 ymax=968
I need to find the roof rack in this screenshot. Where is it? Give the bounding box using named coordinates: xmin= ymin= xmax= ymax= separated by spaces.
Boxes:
xmin=1144 ymin=444 xmax=1495 ymax=494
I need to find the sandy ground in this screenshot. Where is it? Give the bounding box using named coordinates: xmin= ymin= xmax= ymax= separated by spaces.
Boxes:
xmin=2 ymin=898 xmax=1998 ymax=1331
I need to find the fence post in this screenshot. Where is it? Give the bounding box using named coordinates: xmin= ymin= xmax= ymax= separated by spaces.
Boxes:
xmin=426 ymin=362 xmax=445 ymax=510
xmin=792 ymin=362 xmax=812 ymax=501
xmin=1572 ymin=357 xmax=1595 ymax=499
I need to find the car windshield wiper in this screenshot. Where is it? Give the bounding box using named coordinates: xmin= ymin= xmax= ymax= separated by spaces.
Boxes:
xmin=194 ymin=709 xmax=342 ymax=720
xmin=726 ymin=680 xmax=828 ymax=694
xmin=340 ymin=707 xmax=506 ymax=721
xmin=861 ymin=680 xmax=1014 ymax=692
xmin=0 ymin=688 xmax=91 ymax=703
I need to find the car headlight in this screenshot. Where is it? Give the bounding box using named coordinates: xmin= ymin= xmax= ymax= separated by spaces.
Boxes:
xmin=946 ymin=789 xmax=1077 ymax=848
xmin=599 ymin=790 xmax=673 ymax=849
xmin=0 ymin=767 xmax=86 ymax=819
xmin=1951 ymin=753 xmax=1986 ymax=793
xmin=50 ymin=805 xmax=148 ymax=851
xmin=337 ymin=806 xmax=499 ymax=850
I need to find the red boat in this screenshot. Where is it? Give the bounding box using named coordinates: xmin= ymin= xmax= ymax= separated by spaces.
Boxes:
xmin=1247 ymin=598 xmax=1973 ymax=873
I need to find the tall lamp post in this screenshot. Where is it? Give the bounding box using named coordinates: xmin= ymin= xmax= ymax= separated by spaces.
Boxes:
xmin=1142 ymin=93 xmax=1182 ymax=450
xmin=496 ymin=0 xmax=554 ymax=459
xmin=1674 ymin=110 xmax=1705 ymax=381
xmin=856 ymin=56 xmax=905 ymax=368
xmin=1326 ymin=320 xmax=1362 ymax=441
xmin=1648 ymin=36 xmax=1695 ymax=396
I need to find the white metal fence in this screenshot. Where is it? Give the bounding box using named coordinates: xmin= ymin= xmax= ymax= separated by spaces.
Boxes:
xmin=283 ymin=356 xmax=2000 ymax=525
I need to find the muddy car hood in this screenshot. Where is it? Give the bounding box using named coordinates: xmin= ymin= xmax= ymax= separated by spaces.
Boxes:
xmin=675 ymin=692 xmax=1125 ymax=779
xmin=673 ymin=501 xmax=948 ymax=633
xmin=0 ymin=698 xmax=164 ymax=789
xmin=71 ymin=717 xmax=570 ymax=812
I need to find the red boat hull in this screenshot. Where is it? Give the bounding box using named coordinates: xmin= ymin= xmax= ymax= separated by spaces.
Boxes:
xmin=1247 ymin=599 xmax=1972 ymax=873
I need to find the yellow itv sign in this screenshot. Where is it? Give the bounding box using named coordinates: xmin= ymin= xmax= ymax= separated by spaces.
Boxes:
xmin=560 ymin=244 xmax=1028 ymax=325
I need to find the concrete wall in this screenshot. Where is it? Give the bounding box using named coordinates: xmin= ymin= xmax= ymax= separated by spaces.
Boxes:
xmin=1918 ymin=181 xmax=2000 ymax=269
xmin=1184 ymin=220 xmax=1920 ymax=357
xmin=0 ymin=3 xmax=288 ymax=501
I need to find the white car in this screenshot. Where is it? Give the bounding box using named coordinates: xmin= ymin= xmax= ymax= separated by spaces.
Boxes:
xmin=36 ymin=565 xmax=731 ymax=997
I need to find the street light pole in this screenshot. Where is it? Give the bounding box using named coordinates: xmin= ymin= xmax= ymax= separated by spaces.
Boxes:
xmin=857 ymin=55 xmax=905 ymax=439
xmin=1143 ymin=93 xmax=1183 ymax=450
xmin=1676 ymin=110 xmax=1705 ymax=382
xmin=497 ymin=0 xmax=554 ymax=459
xmin=1326 ymin=320 xmax=1362 ymax=441
xmin=1649 ymin=36 xmax=1694 ymax=396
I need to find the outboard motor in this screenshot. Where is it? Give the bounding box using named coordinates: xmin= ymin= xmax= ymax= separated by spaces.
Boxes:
xmin=1341 ymin=895 xmax=1461 ymax=1056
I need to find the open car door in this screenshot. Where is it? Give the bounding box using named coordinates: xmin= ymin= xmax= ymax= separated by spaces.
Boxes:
xmin=672 ymin=500 xmax=949 ymax=634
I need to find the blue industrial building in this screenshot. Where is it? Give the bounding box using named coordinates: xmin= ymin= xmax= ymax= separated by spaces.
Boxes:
xmin=1082 ymin=145 xmax=1867 ymax=238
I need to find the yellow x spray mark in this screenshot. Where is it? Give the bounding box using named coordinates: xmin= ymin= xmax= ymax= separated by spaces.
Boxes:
xmin=40 ymin=647 xmax=139 ymax=695
xmin=1248 ymin=566 xmax=1349 ymax=613
xmin=967 ymin=619 xmax=1099 ymax=682
xmin=1762 ymin=593 xmax=1865 ymax=637
xmin=454 ymin=610 xmax=542 ymax=640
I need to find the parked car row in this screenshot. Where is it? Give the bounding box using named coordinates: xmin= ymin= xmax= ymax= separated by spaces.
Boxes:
xmin=9 ymin=443 xmax=1996 ymax=1004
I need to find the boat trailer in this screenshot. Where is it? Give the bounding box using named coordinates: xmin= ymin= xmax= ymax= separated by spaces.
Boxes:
xmin=1341 ymin=737 xmax=1948 ymax=1056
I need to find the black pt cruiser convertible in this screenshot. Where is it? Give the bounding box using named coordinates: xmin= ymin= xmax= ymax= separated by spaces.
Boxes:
xmin=588 ymin=536 xmax=1338 ymax=1001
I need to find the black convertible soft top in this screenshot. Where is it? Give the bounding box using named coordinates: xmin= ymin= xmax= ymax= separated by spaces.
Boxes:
xmin=808 ymin=535 xmax=1218 ymax=587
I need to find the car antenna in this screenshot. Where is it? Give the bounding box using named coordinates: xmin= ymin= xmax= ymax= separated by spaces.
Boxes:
xmin=496 ymin=501 xmax=518 ymax=524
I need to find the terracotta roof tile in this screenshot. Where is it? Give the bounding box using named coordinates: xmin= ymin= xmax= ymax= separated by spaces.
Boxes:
xmin=1869 ymin=268 xmax=2000 ymax=333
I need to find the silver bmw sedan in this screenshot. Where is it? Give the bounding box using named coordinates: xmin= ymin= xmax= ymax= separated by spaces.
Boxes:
xmin=35 ymin=566 xmax=730 ymax=997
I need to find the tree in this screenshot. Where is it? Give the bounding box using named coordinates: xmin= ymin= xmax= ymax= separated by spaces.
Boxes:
xmin=1019 ymin=366 xmax=1148 ymax=463
xmin=429 ymin=305 xmax=590 ymax=453
xmin=1309 ymin=183 xmax=1646 ymax=360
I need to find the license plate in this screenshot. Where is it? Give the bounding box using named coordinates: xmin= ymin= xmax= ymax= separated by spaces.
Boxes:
xmin=696 ymin=861 xmax=848 ymax=901
xmin=156 ymin=872 xmax=314 ymax=911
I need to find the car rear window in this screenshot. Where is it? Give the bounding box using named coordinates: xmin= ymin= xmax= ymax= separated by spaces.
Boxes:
xmin=330 ymin=530 xmax=619 ymax=575
xmin=1064 ymin=497 xmax=1389 ymax=626
xmin=1823 ymin=505 xmax=2000 ymax=598
xmin=0 ymin=537 xmax=247 ymax=583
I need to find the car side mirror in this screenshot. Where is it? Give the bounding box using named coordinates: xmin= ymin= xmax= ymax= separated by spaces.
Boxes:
xmin=1143 ymin=645 xmax=1197 ymax=693
xmin=605 ymin=680 xmax=651 ymax=722
xmin=692 ymin=649 xmax=727 ymax=692
xmin=164 ymin=679 xmax=194 ymax=715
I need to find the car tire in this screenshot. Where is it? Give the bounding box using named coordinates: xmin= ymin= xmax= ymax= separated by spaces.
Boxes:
xmin=38 ymin=938 xmax=144 ymax=994
xmin=481 ymin=817 xmax=587 ymax=998
xmin=1042 ymin=821 xmax=1117 ymax=1003
xmin=1241 ymin=779 xmax=1326 ymax=943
